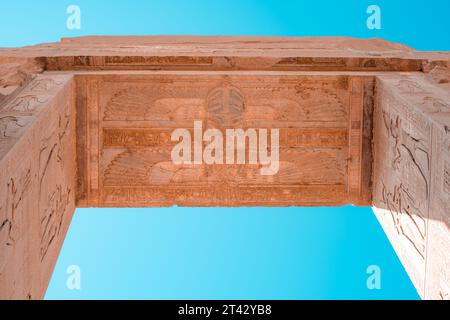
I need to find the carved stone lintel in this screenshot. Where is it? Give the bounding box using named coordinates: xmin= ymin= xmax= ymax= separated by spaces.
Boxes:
xmin=74 ymin=73 xmax=373 ymax=207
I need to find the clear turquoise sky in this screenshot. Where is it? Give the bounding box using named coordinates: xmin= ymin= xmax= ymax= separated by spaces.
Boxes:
xmin=2 ymin=0 xmax=447 ymax=300
xmin=1 ymin=0 xmax=449 ymax=50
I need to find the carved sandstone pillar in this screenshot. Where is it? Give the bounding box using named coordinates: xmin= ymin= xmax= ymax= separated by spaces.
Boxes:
xmin=373 ymin=73 xmax=450 ymax=299
xmin=0 ymin=73 xmax=76 ymax=299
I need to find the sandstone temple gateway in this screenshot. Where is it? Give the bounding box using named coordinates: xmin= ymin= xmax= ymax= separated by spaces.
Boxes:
xmin=0 ymin=36 xmax=449 ymax=300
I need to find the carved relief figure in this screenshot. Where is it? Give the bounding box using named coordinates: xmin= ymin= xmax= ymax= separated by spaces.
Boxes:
xmin=395 ymin=79 xmax=427 ymax=94
xmin=0 ymin=116 xmax=24 ymax=138
xmin=7 ymin=94 xmax=47 ymax=112
xmin=0 ymin=169 xmax=32 ymax=250
xmin=28 ymin=77 xmax=62 ymax=92
xmin=104 ymin=87 xmax=204 ymax=121
xmin=37 ymin=102 xmax=73 ymax=261
xmin=104 ymin=150 xmax=170 ymax=186
xmin=40 ymin=185 xmax=71 ymax=261
xmin=381 ymin=110 xmax=430 ymax=258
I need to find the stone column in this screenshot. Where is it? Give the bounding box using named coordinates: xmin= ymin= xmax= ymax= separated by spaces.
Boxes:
xmin=0 ymin=73 xmax=76 ymax=299
xmin=372 ymin=73 xmax=450 ymax=299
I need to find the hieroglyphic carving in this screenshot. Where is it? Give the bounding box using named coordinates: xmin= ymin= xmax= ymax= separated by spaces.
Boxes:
xmin=0 ymin=74 xmax=70 ymax=156
xmin=0 ymin=116 xmax=25 ymax=138
xmin=0 ymin=73 xmax=76 ymax=300
xmin=101 ymin=185 xmax=348 ymax=207
xmin=426 ymin=105 xmax=450 ymax=300
xmin=104 ymin=56 xmax=214 ymax=67
xmin=373 ymin=74 xmax=450 ymax=300
xmin=75 ymin=73 xmax=372 ymax=207
xmin=5 ymin=95 xmax=47 ymax=113
xmin=39 ymin=185 xmax=72 ymax=261
xmin=2 ymin=76 xmax=64 ymax=113
xmin=38 ymin=102 xmax=74 ymax=262
xmin=273 ymin=57 xmax=422 ymax=72
xmin=444 ymin=160 xmax=450 ymax=196
xmin=373 ymin=76 xmax=433 ymax=296
xmin=0 ymin=58 xmax=44 ymax=108
xmin=0 ymin=140 xmax=37 ymax=300
xmin=276 ymin=57 xmax=348 ymax=68
xmin=0 ymin=169 xmax=32 ymax=250
xmin=102 ymin=127 xmax=348 ymax=149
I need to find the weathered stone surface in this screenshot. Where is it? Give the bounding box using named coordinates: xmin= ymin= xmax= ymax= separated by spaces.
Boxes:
xmin=75 ymin=72 xmax=373 ymax=207
xmin=0 ymin=36 xmax=441 ymax=72
xmin=0 ymin=57 xmax=44 ymax=107
xmin=0 ymin=37 xmax=449 ymax=300
xmin=0 ymin=74 xmax=76 ymax=299
xmin=427 ymin=123 xmax=450 ymax=300
xmin=372 ymin=73 xmax=450 ymax=299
